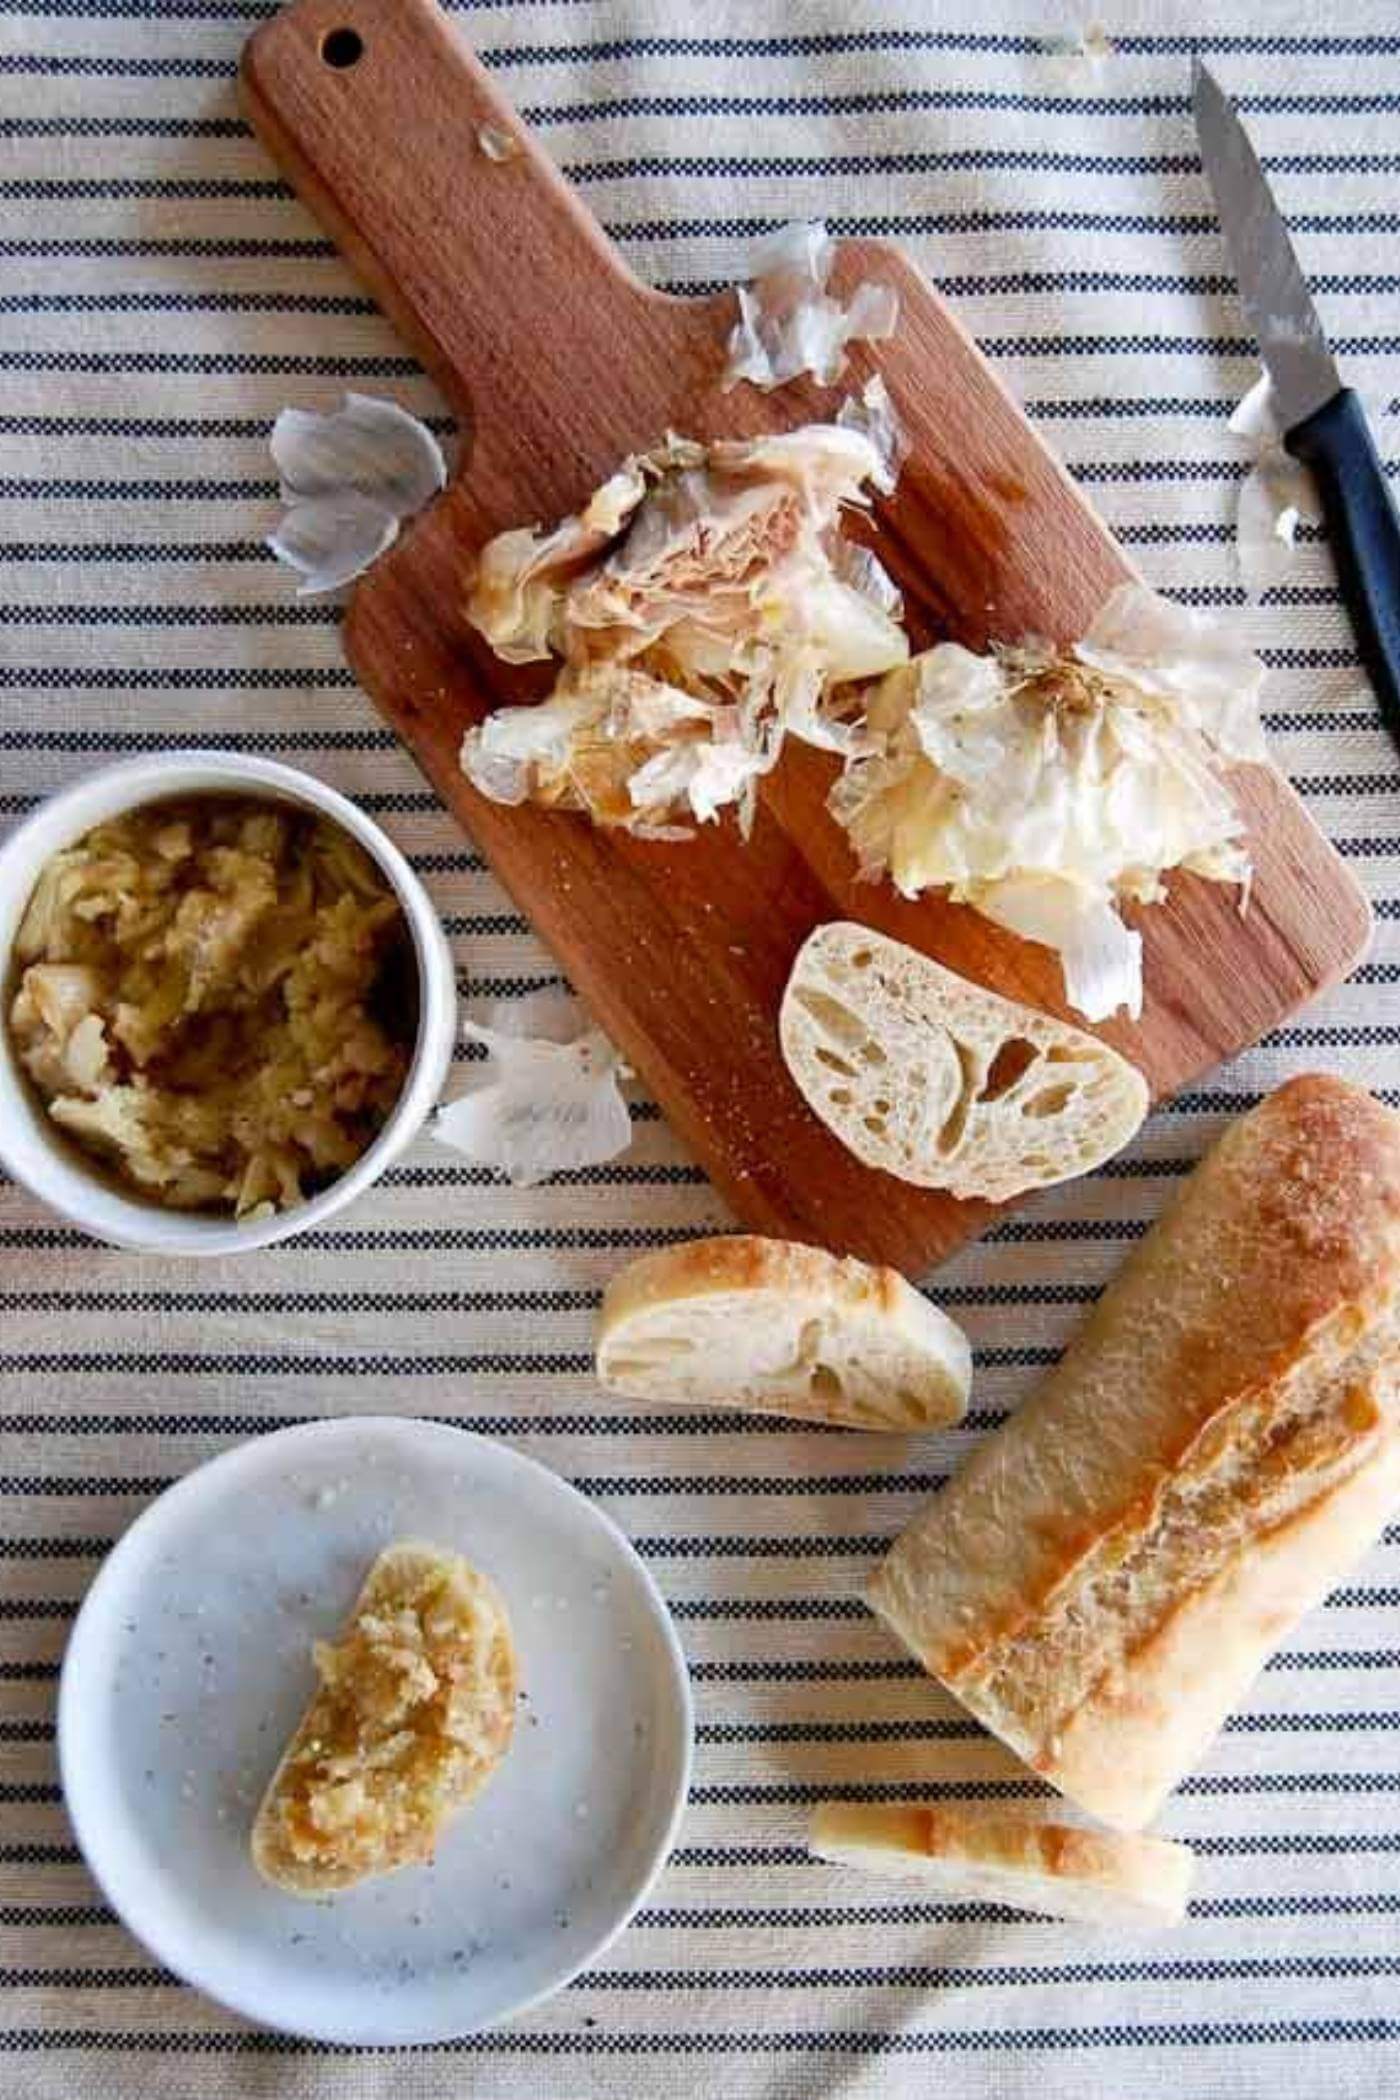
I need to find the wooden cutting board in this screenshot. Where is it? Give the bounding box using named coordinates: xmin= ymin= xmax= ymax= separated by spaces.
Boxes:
xmin=241 ymin=0 xmax=1372 ymax=1275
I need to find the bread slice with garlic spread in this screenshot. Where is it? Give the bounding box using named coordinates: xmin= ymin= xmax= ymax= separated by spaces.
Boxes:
xmin=780 ymin=922 xmax=1148 ymax=1201
xmin=252 ymin=1541 xmax=516 ymax=1895
xmin=596 ymin=1233 xmax=971 ymax=1431
xmin=810 ymin=1801 xmax=1193 ymax=1930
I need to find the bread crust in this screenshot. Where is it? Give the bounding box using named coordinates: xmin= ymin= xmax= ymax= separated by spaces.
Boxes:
xmin=601 ymin=1232 xmax=906 ymax=1329
xmin=867 ymin=1075 xmax=1400 ymax=1829
xmin=810 ymin=1801 xmax=1194 ymax=1927
xmin=1046 ymin=1420 xmax=1400 ymax=1829
xmin=596 ymin=1232 xmax=971 ymax=1431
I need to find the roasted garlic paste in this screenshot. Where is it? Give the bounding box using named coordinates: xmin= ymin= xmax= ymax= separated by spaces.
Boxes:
xmin=6 ymin=795 xmax=414 ymax=1215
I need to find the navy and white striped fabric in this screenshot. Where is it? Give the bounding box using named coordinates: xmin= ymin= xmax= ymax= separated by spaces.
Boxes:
xmin=4 ymin=1 xmax=1400 ymax=2093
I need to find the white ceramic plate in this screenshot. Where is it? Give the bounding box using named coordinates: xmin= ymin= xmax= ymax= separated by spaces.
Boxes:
xmin=58 ymin=1418 xmax=692 ymax=2044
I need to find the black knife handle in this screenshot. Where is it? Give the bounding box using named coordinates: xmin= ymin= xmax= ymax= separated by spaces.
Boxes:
xmin=1285 ymin=387 xmax=1400 ymax=754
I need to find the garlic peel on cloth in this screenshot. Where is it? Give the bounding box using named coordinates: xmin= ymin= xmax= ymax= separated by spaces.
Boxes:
xmin=433 ymin=990 xmax=632 ymax=1187
xmin=1227 ymin=370 xmax=1320 ymax=605
xmin=268 ymin=394 xmax=447 ymax=596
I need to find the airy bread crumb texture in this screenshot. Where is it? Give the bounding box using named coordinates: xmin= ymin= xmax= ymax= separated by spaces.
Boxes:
xmin=252 ymin=1542 xmax=516 ymax=1895
xmin=595 ymin=1232 xmax=971 ymax=1431
xmin=779 ymin=922 xmax=1148 ymax=1201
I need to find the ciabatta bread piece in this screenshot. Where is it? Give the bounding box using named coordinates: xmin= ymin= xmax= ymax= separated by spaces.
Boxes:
xmin=779 ymin=922 xmax=1147 ymax=1201
xmin=810 ymin=1801 xmax=1193 ymax=1929
xmin=596 ymin=1234 xmax=970 ymax=1431
xmin=868 ymin=1075 xmax=1400 ymax=1831
xmin=252 ymin=1541 xmax=516 ymax=1895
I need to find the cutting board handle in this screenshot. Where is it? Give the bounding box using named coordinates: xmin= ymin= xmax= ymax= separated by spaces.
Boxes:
xmin=240 ymin=0 xmax=712 ymax=512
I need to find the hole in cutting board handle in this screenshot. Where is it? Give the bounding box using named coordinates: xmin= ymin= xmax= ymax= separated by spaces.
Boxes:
xmin=320 ymin=25 xmax=363 ymax=68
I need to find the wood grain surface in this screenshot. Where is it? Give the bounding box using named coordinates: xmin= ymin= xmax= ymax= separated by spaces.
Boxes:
xmin=240 ymin=0 xmax=1372 ymax=1275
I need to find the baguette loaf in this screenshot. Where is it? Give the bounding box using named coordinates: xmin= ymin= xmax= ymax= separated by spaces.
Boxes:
xmin=779 ymin=922 xmax=1148 ymax=1201
xmin=867 ymin=1074 xmax=1400 ymax=1830
xmin=810 ymin=1801 xmax=1193 ymax=1929
xmin=596 ymin=1233 xmax=970 ymax=1431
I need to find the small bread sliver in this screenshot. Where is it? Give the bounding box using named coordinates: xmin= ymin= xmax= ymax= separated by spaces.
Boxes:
xmin=810 ymin=1801 xmax=1193 ymax=1930
xmin=252 ymin=1541 xmax=516 ymax=1896
xmin=596 ymin=1233 xmax=971 ymax=1431
xmin=779 ymin=922 xmax=1148 ymax=1201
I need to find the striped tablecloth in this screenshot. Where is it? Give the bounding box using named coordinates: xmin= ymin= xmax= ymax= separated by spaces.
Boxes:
xmin=4 ymin=1 xmax=1400 ymax=2093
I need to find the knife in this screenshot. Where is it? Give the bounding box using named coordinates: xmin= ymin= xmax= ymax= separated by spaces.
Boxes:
xmin=1192 ymin=58 xmax=1400 ymax=751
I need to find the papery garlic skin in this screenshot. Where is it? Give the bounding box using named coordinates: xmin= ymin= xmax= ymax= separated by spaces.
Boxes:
xmin=836 ymin=375 xmax=906 ymax=496
xmin=721 ymin=221 xmax=900 ymax=393
xmin=1226 ymin=368 xmax=1320 ymax=606
xmin=830 ymin=585 xmax=1266 ymax=1021
xmin=267 ymin=493 xmax=401 ymax=599
xmin=268 ymin=394 xmax=447 ymax=595
xmin=461 ymin=416 xmax=907 ymax=836
xmin=433 ymin=990 xmax=632 ymax=1186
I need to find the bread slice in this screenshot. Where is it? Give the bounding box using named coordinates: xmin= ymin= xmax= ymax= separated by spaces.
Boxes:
xmin=595 ymin=1233 xmax=971 ymax=1431
xmin=868 ymin=1075 xmax=1400 ymax=1831
xmin=810 ymin=1801 xmax=1193 ymax=1929
xmin=251 ymin=1541 xmax=516 ymax=1895
xmin=779 ymin=922 xmax=1148 ymax=1201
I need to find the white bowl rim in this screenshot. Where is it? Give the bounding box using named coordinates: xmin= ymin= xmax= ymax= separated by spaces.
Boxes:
xmin=0 ymin=751 xmax=457 ymax=1255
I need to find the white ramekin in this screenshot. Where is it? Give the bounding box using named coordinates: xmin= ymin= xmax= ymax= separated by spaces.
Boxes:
xmin=0 ymin=752 xmax=457 ymax=1256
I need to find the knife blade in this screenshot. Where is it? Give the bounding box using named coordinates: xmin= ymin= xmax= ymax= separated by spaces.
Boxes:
xmin=1192 ymin=58 xmax=1400 ymax=755
xmin=1192 ymin=60 xmax=1340 ymax=429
